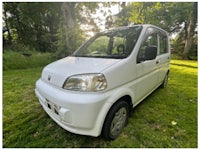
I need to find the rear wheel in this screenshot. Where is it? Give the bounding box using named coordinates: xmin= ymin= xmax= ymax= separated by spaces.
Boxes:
xmin=102 ymin=101 xmax=129 ymax=140
xmin=161 ymin=72 xmax=169 ymax=88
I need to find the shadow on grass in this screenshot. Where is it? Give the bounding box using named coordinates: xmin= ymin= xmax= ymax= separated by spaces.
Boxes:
xmin=170 ymin=63 xmax=198 ymax=69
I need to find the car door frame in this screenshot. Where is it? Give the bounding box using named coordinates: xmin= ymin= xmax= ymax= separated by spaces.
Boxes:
xmin=134 ymin=27 xmax=161 ymax=103
xmin=157 ymin=30 xmax=170 ymax=84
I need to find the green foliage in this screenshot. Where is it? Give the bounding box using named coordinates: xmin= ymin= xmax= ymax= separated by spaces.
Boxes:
xmin=3 ymin=2 xmax=61 ymax=52
xmin=171 ymin=32 xmax=197 ymax=60
xmin=3 ymin=51 xmax=54 ymax=70
xmin=3 ymin=2 xmax=102 ymax=55
xmin=55 ymin=26 xmax=86 ymax=59
xmin=111 ymin=3 xmax=132 ymax=27
xmin=113 ymin=2 xmax=197 ymax=59
xmin=129 ymin=2 xmax=193 ymax=33
xmin=3 ymin=60 xmax=197 ymax=147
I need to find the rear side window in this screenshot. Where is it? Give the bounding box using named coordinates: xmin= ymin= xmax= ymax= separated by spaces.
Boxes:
xmin=159 ymin=34 xmax=168 ymax=54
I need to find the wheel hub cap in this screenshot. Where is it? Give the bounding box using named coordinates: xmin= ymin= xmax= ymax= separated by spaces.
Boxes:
xmin=110 ymin=107 xmax=127 ymax=137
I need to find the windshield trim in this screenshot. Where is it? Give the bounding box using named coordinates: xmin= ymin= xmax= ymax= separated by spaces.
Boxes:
xmin=71 ymin=54 xmax=126 ymax=59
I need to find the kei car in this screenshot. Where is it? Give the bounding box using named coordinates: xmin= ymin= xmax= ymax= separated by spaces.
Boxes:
xmin=35 ymin=24 xmax=170 ymax=140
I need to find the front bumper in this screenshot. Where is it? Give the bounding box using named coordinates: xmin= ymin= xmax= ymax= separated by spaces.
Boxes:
xmin=35 ymin=79 xmax=112 ymax=137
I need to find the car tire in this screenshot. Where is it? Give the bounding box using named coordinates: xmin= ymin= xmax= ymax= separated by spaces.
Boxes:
xmin=102 ymin=101 xmax=129 ymax=140
xmin=161 ymin=72 xmax=169 ymax=88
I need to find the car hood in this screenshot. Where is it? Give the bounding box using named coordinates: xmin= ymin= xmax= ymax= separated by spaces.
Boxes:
xmin=41 ymin=56 xmax=121 ymax=87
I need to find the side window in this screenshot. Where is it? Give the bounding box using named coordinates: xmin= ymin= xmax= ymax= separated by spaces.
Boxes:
xmin=137 ymin=28 xmax=158 ymax=63
xmin=159 ymin=34 xmax=168 ymax=54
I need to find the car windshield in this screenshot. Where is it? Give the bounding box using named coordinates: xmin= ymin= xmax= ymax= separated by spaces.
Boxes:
xmin=73 ymin=26 xmax=143 ymax=59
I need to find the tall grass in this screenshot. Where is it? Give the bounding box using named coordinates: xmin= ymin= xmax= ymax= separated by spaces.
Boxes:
xmin=3 ymin=51 xmax=54 ymax=70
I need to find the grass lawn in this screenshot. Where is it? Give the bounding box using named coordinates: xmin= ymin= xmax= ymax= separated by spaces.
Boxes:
xmin=3 ymin=59 xmax=197 ymax=148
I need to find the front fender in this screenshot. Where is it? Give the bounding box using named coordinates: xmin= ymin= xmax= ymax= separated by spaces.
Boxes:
xmin=106 ymin=86 xmax=135 ymax=104
xmin=93 ymin=86 xmax=135 ymax=136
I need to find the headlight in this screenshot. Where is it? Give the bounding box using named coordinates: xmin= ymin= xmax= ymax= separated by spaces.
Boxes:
xmin=63 ymin=73 xmax=107 ymax=92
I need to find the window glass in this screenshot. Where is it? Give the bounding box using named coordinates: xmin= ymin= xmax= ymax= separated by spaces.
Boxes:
xmin=159 ymin=34 xmax=168 ymax=54
xmin=137 ymin=28 xmax=158 ymax=63
xmin=73 ymin=26 xmax=143 ymax=59
xmin=81 ymin=36 xmax=109 ymax=56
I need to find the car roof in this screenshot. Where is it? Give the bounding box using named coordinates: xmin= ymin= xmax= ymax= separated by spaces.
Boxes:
xmin=103 ymin=24 xmax=168 ymax=34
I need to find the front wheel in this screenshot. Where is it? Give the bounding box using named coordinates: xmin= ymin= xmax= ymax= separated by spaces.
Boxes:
xmin=102 ymin=101 xmax=129 ymax=140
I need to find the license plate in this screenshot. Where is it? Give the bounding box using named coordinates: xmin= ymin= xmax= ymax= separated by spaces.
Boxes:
xmin=46 ymin=99 xmax=60 ymax=115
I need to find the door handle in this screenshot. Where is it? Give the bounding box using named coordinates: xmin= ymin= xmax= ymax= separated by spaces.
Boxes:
xmin=156 ymin=60 xmax=160 ymax=64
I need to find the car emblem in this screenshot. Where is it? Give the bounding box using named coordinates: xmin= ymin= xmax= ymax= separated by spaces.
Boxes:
xmin=48 ymin=75 xmax=51 ymax=81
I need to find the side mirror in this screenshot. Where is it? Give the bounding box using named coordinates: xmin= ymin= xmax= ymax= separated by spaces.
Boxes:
xmin=145 ymin=45 xmax=157 ymax=60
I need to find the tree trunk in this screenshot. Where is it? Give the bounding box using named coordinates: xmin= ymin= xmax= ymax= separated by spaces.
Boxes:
xmin=61 ymin=2 xmax=76 ymax=56
xmin=182 ymin=2 xmax=197 ymax=60
xmin=61 ymin=3 xmax=75 ymax=29
xmin=3 ymin=8 xmax=12 ymax=46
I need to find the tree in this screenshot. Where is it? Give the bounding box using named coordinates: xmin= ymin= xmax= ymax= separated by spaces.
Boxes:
xmin=104 ymin=2 xmax=133 ymax=28
xmin=56 ymin=2 xmax=101 ymax=58
xmin=3 ymin=3 xmax=12 ymax=46
xmin=3 ymin=2 xmax=61 ymax=52
xmin=3 ymin=2 xmax=104 ymax=56
xmin=182 ymin=2 xmax=197 ymax=59
xmin=117 ymin=2 xmax=197 ymax=59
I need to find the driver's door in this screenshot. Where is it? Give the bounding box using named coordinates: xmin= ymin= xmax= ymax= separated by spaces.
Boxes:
xmin=134 ymin=27 xmax=160 ymax=103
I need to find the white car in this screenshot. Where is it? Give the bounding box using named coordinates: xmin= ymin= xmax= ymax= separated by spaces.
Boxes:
xmin=35 ymin=24 xmax=170 ymax=140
